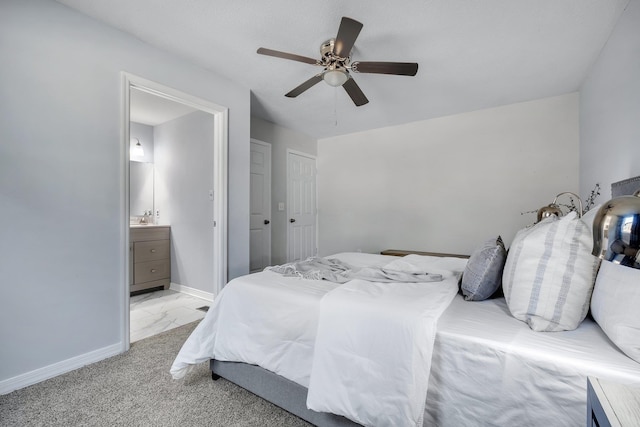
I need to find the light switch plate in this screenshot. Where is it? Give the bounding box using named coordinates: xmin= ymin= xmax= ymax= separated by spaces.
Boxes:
xmin=278 ymin=202 xmax=285 ymax=211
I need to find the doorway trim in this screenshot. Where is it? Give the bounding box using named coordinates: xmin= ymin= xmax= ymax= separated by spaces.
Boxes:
xmin=121 ymin=72 xmax=228 ymax=351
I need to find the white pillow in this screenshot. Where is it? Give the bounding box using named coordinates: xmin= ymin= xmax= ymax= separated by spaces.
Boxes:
xmin=591 ymin=261 xmax=640 ymax=363
xmin=503 ymin=211 xmax=599 ymax=331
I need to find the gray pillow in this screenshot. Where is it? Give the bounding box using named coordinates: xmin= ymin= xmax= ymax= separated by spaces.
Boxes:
xmin=461 ymin=236 xmax=507 ymax=301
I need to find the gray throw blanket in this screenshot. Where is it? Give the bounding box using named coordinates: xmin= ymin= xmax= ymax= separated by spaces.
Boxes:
xmin=266 ymin=256 xmax=443 ymax=283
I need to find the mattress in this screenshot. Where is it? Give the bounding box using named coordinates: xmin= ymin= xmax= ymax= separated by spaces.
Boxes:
xmin=425 ymin=294 xmax=640 ymax=426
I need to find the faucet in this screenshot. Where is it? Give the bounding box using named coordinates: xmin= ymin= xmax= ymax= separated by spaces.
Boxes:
xmin=139 ymin=210 xmax=151 ymax=224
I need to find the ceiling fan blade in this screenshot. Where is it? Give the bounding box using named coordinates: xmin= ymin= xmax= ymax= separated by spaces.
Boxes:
xmin=285 ymin=74 xmax=324 ymax=98
xmin=257 ymin=47 xmax=319 ymax=65
xmin=334 ymin=17 xmax=363 ymax=58
xmin=342 ymin=78 xmax=369 ymax=106
xmin=351 ymin=61 xmax=419 ymax=76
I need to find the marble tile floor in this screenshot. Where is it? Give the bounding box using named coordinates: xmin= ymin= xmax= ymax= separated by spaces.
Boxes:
xmin=130 ymin=289 xmax=210 ymax=342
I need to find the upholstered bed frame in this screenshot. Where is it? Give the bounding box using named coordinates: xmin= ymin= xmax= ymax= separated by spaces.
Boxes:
xmin=210 ymin=359 xmax=358 ymax=426
xmin=208 ymin=250 xmax=469 ymax=427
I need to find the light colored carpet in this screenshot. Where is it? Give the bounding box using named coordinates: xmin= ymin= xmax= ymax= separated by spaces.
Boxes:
xmin=0 ymin=322 xmax=311 ymax=426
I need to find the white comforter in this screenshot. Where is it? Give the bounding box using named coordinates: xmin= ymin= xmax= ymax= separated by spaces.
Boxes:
xmin=307 ymin=275 xmax=460 ymax=426
xmin=170 ymin=253 xmax=466 ymax=426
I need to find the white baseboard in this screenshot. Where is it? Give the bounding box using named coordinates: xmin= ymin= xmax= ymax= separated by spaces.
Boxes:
xmin=0 ymin=343 xmax=122 ymax=395
xmin=2 ymin=286 xmax=213 ymax=395
xmin=169 ymin=282 xmax=214 ymax=302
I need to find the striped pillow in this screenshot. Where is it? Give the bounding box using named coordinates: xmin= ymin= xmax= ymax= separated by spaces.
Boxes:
xmin=503 ymin=212 xmax=599 ymax=332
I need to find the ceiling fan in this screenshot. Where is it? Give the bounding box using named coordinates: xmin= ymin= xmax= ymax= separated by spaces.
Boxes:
xmin=257 ymin=17 xmax=419 ymax=107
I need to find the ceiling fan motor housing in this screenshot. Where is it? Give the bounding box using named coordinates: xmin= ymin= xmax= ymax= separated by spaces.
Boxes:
xmin=321 ymin=39 xmax=335 ymax=58
xmin=321 ymin=39 xmax=350 ymax=67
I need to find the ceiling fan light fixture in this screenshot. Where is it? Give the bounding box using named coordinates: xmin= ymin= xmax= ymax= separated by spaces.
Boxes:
xmin=323 ymin=69 xmax=349 ymax=87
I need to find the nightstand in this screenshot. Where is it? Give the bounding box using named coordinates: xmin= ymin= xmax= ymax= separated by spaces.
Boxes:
xmin=587 ymin=377 xmax=640 ymax=426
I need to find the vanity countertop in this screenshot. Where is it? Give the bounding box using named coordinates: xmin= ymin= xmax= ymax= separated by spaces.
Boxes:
xmin=130 ymin=224 xmax=170 ymax=229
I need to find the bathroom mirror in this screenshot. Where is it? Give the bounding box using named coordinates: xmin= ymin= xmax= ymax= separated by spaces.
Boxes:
xmin=130 ymin=161 xmax=154 ymax=218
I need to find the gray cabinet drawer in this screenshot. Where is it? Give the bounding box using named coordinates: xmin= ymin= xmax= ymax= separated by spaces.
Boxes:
xmin=134 ymin=259 xmax=170 ymax=284
xmin=131 ymin=226 xmax=170 ymax=242
xmin=134 ymin=240 xmax=170 ymax=263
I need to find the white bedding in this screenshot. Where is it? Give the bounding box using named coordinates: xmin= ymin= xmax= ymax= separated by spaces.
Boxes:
xmin=170 ymin=253 xmax=465 ymax=426
xmin=171 ymin=252 xmax=640 ymax=427
xmin=425 ymin=294 xmax=640 ymax=426
xmin=171 ymin=253 xmax=396 ymax=384
xmin=306 ymin=261 xmax=461 ymax=426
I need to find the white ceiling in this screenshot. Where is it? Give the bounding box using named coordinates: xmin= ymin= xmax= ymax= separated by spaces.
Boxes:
xmin=56 ymin=0 xmax=629 ymax=139
xmin=130 ymin=88 xmax=197 ymax=126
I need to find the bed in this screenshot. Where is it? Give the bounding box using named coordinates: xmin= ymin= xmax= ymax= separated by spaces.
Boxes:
xmin=170 ymin=251 xmax=640 ymax=427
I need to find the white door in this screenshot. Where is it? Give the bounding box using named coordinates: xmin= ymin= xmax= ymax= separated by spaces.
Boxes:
xmin=250 ymin=140 xmax=272 ymax=272
xmin=287 ymin=151 xmax=317 ymax=262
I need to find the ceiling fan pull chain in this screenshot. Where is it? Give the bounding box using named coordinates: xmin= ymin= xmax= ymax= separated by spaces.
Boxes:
xmin=334 ymin=88 xmax=338 ymax=127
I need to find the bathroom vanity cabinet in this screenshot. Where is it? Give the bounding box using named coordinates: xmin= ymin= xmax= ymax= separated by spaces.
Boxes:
xmin=130 ymin=225 xmax=171 ymax=293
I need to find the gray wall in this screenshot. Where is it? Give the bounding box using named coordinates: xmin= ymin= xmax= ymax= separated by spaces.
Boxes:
xmin=580 ymin=0 xmax=640 ymax=198
xmin=154 ymin=111 xmax=215 ymax=293
xmin=250 ymin=117 xmax=317 ymax=265
xmin=0 ymin=0 xmax=249 ymax=387
xmin=317 ymin=94 xmax=580 ymax=256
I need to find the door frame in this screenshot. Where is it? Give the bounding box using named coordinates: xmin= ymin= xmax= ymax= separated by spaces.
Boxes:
xmin=121 ymin=72 xmax=228 ymax=351
xmin=249 ymin=138 xmax=272 ymax=272
xmin=286 ymin=149 xmax=318 ymax=262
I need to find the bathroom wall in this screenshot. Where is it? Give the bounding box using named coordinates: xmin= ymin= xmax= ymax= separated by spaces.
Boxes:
xmin=154 ymin=111 xmax=216 ymax=294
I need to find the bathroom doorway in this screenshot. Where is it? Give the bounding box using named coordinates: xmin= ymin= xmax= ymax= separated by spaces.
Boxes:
xmin=122 ymin=73 xmax=228 ymax=349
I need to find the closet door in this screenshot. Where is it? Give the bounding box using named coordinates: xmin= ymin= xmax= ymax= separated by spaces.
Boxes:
xmin=287 ymin=151 xmax=316 ymax=262
xmin=250 ymin=139 xmax=272 ymax=272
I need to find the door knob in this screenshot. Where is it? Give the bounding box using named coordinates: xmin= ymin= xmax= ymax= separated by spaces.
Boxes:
xmin=290 ymin=218 xmax=296 ymax=223
xmin=264 ymin=219 xmax=270 ymax=225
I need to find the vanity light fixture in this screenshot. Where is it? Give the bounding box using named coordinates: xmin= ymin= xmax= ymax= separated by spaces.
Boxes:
xmin=130 ymin=138 xmax=144 ymax=157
